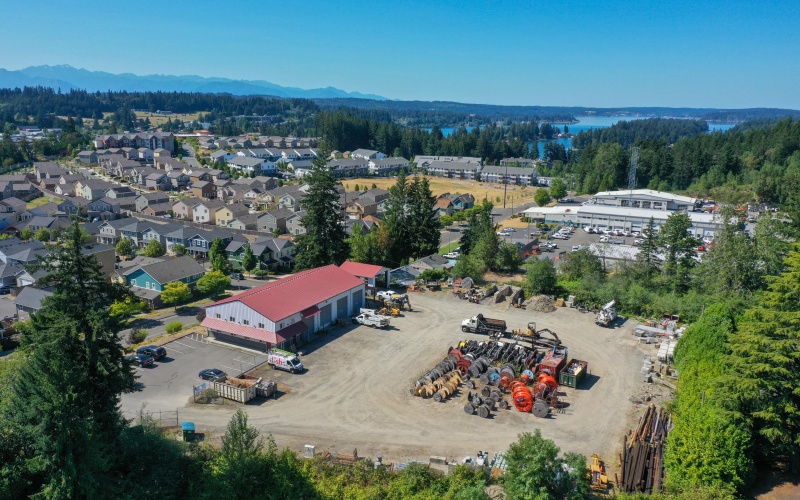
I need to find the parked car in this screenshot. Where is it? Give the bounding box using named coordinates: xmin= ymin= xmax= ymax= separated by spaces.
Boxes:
xmin=571 ymin=245 xmax=581 ymax=252
xmin=230 ymin=272 xmax=244 ymax=280
xmin=600 ymin=235 xmax=610 ymax=242
xmin=505 ymin=227 xmax=516 ymax=232
xmin=0 ymin=287 xmax=10 ymax=295
xmin=137 ymin=345 xmax=167 ymax=360
xmin=125 ymin=354 xmax=154 ymax=368
xmin=632 ymin=231 xmax=641 ymax=237
xmin=444 ymin=252 xmax=460 ymax=259
xmin=199 ymin=368 xmax=227 ymax=381
xmin=633 ymin=238 xmax=644 ymax=246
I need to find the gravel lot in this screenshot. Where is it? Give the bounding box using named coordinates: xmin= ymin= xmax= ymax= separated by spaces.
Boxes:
xmin=123 ymin=290 xmax=652 ymax=468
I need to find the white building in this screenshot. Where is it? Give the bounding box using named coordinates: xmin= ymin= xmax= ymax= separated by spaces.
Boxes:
xmin=523 ymin=189 xmax=718 ymax=237
xmin=202 ymin=265 xmax=366 ymax=351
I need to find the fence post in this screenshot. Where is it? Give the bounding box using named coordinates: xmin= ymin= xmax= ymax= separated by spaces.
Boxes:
xmin=176 ymin=408 xmax=179 ymax=426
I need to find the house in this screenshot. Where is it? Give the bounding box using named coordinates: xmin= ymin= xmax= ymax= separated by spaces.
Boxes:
xmin=124 ymin=256 xmax=206 ymax=306
xmin=0 ymin=261 xmax=24 ymax=289
xmin=0 ymin=241 xmax=49 ymax=265
xmin=39 ymin=178 xmax=58 ymax=191
xmin=500 ymin=157 xmax=540 ymax=167
xmin=192 ymin=200 xmax=225 ymax=224
xmin=22 ymin=216 xmax=71 ymax=234
xmin=423 ymin=160 xmax=481 ymax=180
xmin=93 ymin=132 xmax=175 ymax=152
xmin=210 ymin=150 xmax=235 ymax=163
xmin=228 ymin=213 xmax=259 ymax=230
xmin=142 ymin=202 xmax=173 ymax=217
xmin=54 ymin=183 xmax=77 ymax=197
xmin=438 ymin=193 xmax=475 ymax=211
xmin=350 ymin=149 xmax=386 ymax=160
xmin=410 ymin=254 xmax=452 ymax=272
xmin=287 ymin=160 xmax=314 ymax=178
xmin=137 ymin=148 xmax=155 ymax=161
xmin=15 ymin=287 xmax=53 ymax=318
xmin=33 ymin=162 xmax=68 ymax=181
xmin=257 ymin=208 xmax=294 ymax=234
xmin=185 ymin=228 xmax=234 ymax=258
xmin=79 ymin=179 xmax=116 ymax=200
xmin=87 ymin=197 xmax=122 ymax=217
xmin=367 ymin=157 xmax=408 ymax=175
xmin=145 ymin=172 xmax=171 ymax=191
xmin=135 ymin=193 xmax=170 ymax=213
xmin=202 ymin=265 xmax=366 ymax=351
xmin=15 ymin=267 xmax=48 ymax=288
xmin=57 ymin=197 xmax=89 ymax=216
xmin=226 ymin=236 xmax=295 ymax=271
xmin=154 ymin=148 xmax=171 ymax=159
xmin=96 ymin=218 xmax=136 ymax=245
xmin=105 ymin=186 xmax=137 ymax=199
xmin=191 ymin=181 xmax=217 ymax=200
xmin=76 ymin=150 xmax=98 ymax=164
xmin=0 ymin=197 xmax=26 ymax=214
xmin=80 ymin=244 xmax=116 ymax=277
xmin=286 ymin=211 xmax=306 ymax=236
xmin=359 ymin=188 xmax=390 ymax=208
xmin=164 ymin=171 xmax=189 ymax=190
xmin=435 ymin=197 xmax=454 ymax=216
xmin=327 ymin=158 xmax=368 ymax=177
xmin=215 ymin=203 xmax=250 ymax=227
xmin=227 ymin=156 xmax=266 ymax=175
xmin=345 ymin=200 xmax=377 ymax=219
xmin=172 ymin=198 xmax=198 ymax=220
xmin=344 ymin=218 xmax=378 ymax=235
xmin=279 ymin=190 xmax=306 ymax=212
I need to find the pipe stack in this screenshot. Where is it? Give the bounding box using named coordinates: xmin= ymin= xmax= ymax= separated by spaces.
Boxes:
xmin=619 ymin=405 xmax=671 ymax=494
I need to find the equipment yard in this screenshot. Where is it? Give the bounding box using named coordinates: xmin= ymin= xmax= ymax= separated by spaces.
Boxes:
xmin=123 ymin=289 xmax=647 ymax=467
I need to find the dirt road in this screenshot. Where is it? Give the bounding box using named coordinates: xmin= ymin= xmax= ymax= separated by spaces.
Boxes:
xmin=144 ymin=290 xmax=653 ymax=467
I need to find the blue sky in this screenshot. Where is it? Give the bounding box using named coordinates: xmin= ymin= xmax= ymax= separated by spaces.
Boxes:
xmin=1 ymin=0 xmax=798 ymax=108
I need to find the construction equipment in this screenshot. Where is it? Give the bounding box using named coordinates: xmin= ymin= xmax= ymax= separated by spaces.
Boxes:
xmin=385 ymin=293 xmax=412 ymax=311
xmin=377 ymin=307 xmax=400 ymax=318
xmin=426 ymin=281 xmax=442 ymax=291
xmin=595 ymin=300 xmax=617 ymax=327
xmin=461 ymin=314 xmax=507 ymax=335
xmin=510 ymin=322 xmax=562 ymax=349
xmin=352 ymin=313 xmax=390 ymax=329
xmin=590 ymin=453 xmax=609 ymax=492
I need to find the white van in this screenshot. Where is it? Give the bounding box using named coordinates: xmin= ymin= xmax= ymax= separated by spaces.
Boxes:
xmin=268 ymin=349 xmax=304 ymax=374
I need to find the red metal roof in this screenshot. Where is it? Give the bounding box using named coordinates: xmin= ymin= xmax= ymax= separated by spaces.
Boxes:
xmin=339 ymin=260 xmax=386 ymax=279
xmin=201 ymin=317 xmax=308 ymax=344
xmin=300 ymin=305 xmax=319 ymax=318
xmin=208 ymin=265 xmax=365 ymax=322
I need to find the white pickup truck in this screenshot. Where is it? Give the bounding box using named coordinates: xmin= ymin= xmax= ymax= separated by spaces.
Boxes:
xmin=353 ymin=313 xmax=390 ymax=329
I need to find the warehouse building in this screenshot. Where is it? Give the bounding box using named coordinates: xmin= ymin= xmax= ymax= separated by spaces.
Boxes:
xmin=523 ymin=190 xmax=718 ymax=237
xmin=201 ymin=265 xmax=366 ymax=352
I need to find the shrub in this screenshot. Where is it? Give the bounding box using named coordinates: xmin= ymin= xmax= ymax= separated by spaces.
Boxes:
xmin=165 ymin=322 xmax=183 ymax=334
xmin=127 ymin=328 xmax=148 ymax=345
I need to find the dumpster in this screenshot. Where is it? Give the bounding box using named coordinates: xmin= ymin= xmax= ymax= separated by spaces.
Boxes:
xmin=559 ymin=359 xmax=588 ymax=388
xmin=182 ymin=421 xmax=196 ymax=442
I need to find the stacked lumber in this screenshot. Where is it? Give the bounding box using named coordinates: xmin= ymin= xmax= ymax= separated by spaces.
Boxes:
xmin=618 ymin=405 xmax=671 ymax=494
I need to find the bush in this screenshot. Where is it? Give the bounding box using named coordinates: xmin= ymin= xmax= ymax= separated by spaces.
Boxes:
xmin=196 ymin=309 xmax=206 ymax=322
xmin=165 ymin=322 xmax=183 ymax=334
xmin=127 ymin=328 xmax=148 ymax=345
xmin=419 ymin=269 xmax=447 ymax=282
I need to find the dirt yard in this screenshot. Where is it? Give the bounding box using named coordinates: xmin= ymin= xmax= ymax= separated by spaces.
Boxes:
xmin=168 ymin=290 xmax=658 ymax=473
xmin=344 ymin=176 xmax=539 ymax=206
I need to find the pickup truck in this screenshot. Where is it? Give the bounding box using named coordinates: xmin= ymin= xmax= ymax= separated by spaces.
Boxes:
xmin=376 ymin=290 xmax=395 ymax=301
xmin=353 ymin=313 xmax=390 ymax=329
xmin=461 ymin=314 xmax=507 ymax=335
xmin=443 ymin=252 xmax=460 ymax=259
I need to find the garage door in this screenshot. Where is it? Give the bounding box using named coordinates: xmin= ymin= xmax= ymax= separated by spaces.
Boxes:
xmin=320 ymin=304 xmax=332 ymax=326
xmin=336 ymin=296 xmax=348 ymax=318
xmin=351 ymin=291 xmax=363 ymax=311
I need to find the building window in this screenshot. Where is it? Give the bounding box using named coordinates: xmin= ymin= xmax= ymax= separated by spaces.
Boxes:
xmin=631 ymin=200 xmax=641 ymax=208
xmin=621 ymin=199 xmax=630 ymax=207
xmin=229 ymin=316 xmax=235 ymax=322
xmin=653 ymin=202 xmax=663 ymax=210
xmin=216 ymin=313 xmax=221 ymax=319
xmin=258 ymin=322 xmax=264 ymax=329
xmin=243 ymin=319 xmax=249 ymax=325
xmin=642 ymin=202 xmax=651 ymax=209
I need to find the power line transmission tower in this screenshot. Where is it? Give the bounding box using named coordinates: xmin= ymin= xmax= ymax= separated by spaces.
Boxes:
xmin=628 ymin=147 xmax=639 ymax=190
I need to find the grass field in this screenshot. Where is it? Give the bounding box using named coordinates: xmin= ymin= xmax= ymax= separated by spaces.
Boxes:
xmin=134 ymin=111 xmax=206 ymax=126
xmin=27 ymin=196 xmax=62 ymax=209
xmin=342 ymin=175 xmax=539 ymax=206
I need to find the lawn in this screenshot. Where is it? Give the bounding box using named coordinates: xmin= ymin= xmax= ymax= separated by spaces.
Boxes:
xmin=342 ymin=175 xmax=539 ymax=206
xmin=27 ymin=195 xmax=62 ymax=209
xmin=438 ymin=241 xmax=461 ymax=254
xmin=134 ymin=111 xmax=206 ymax=126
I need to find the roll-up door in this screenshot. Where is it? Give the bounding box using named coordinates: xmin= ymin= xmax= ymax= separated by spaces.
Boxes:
xmin=351 ymin=290 xmax=363 ymax=311
xmin=320 ymin=304 xmax=332 ymax=325
xmin=336 ymin=296 xmax=348 ymax=318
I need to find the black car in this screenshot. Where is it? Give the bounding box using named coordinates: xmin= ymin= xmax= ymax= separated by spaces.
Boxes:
xmin=230 ymin=272 xmax=244 ymax=280
xmin=199 ymin=368 xmax=227 ymax=381
xmin=0 ymin=287 xmax=10 ymax=295
xmin=125 ymin=354 xmax=154 ymax=367
xmin=137 ymin=345 xmax=167 ymax=360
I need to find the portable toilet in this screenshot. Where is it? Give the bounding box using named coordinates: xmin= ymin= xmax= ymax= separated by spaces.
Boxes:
xmin=182 ymin=421 xmax=196 ymax=442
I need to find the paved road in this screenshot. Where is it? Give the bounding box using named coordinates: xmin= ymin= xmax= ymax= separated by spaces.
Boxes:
xmin=182 ymin=143 xmax=201 ymax=168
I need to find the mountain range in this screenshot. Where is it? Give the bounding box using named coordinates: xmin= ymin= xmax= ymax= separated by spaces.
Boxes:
xmin=0 ymin=65 xmax=388 ymax=100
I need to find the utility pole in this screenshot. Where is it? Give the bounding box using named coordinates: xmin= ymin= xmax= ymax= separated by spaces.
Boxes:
xmin=503 ymin=162 xmax=508 ymax=209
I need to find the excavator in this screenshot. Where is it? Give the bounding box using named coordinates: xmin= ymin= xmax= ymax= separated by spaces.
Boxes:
xmin=510 ymin=322 xmax=562 ymax=349
xmin=384 ymin=293 xmax=412 ymax=311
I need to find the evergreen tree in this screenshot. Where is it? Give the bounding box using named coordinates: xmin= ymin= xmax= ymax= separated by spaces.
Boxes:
xmin=406 ymin=176 xmax=440 ymax=260
xmin=294 ymin=151 xmax=349 ymax=270
xmin=241 ymin=244 xmax=257 ymax=275
xmin=347 ymin=223 xmax=378 ymax=264
xmin=725 ymin=245 xmax=800 ymax=473
xmin=383 ymin=171 xmax=411 ymax=266
xmin=659 ymin=212 xmax=698 ymax=292
xmin=635 ymin=217 xmax=660 ymax=280
xmin=0 ymin=223 xmax=135 ymax=497
xmin=210 ymin=237 xmax=230 ymax=273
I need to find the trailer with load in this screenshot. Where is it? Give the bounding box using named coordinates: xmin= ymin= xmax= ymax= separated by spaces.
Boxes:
xmin=595 ymin=300 xmax=617 ymax=327
xmin=267 ymin=349 xmax=304 ymax=374
xmin=353 ymin=312 xmax=390 ymax=329
xmin=461 ymin=314 xmax=507 ymax=335
xmin=213 ymin=375 xmax=260 ymax=403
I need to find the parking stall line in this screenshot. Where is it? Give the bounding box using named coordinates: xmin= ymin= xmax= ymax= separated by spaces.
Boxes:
xmin=165 ymin=346 xmax=185 ymax=355
xmin=219 ymin=364 xmax=238 ymax=372
xmin=172 ymin=341 xmax=197 ymax=349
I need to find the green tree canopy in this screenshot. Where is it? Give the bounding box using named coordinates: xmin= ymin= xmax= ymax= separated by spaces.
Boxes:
xmin=116 ymin=237 xmax=135 ymax=258
xmin=196 ymin=271 xmax=230 ymax=297
xmin=210 ymin=237 xmax=230 ymax=273
xmin=659 ymin=212 xmax=698 ymax=292
xmin=241 ymin=244 xmax=257 ymax=274
xmin=143 ymin=239 xmax=165 ymax=258
xmin=20 ymin=227 xmax=32 ymax=240
xmin=34 ymin=227 xmax=50 ymax=242
xmin=173 ymin=243 xmax=186 ymax=256
xmin=525 ymin=258 xmax=557 ymax=296
xmin=161 ymin=281 xmax=191 ymax=308
xmin=548 ymin=177 xmax=567 ymax=200
xmin=497 ymin=242 xmax=523 ymax=273
xmin=534 ymin=187 xmax=552 ymax=207
xmin=406 ymin=176 xmax=441 ymax=260
xmin=560 ymin=248 xmax=604 ymax=280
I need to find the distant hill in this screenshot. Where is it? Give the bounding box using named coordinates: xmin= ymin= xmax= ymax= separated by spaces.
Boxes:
xmin=0 ymin=65 xmax=388 ymax=100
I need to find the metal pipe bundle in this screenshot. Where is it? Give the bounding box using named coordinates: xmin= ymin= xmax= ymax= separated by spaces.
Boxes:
xmin=619 ymin=405 xmax=671 ymax=494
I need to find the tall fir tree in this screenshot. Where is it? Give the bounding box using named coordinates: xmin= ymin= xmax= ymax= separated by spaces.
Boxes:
xmin=0 ymin=223 xmax=135 ymax=497
xmin=725 ymin=245 xmax=800 ymax=473
xmin=383 ymin=170 xmax=410 ymax=266
xmin=407 ymin=176 xmax=440 ymax=260
xmin=635 ymin=217 xmax=660 ymax=280
xmin=210 ymin=237 xmax=230 ymax=273
xmin=294 ymin=150 xmax=349 ymax=269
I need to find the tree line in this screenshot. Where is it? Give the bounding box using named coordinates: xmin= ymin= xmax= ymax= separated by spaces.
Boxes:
xmin=571 ymin=118 xmax=709 ymax=149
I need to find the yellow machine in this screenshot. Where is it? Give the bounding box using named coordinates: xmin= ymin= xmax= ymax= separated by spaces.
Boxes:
xmin=378 ymin=307 xmax=400 ymax=317
xmin=590 ymin=453 xmax=608 ymax=491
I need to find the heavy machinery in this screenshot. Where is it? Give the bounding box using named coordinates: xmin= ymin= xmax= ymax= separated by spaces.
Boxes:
xmin=509 ymin=322 xmax=562 ymax=349
xmin=377 ymin=307 xmax=399 ymax=317
xmin=461 ymin=314 xmax=507 ymax=335
xmin=589 ymin=453 xmax=609 ymax=491
xmin=595 ymin=300 xmax=617 ymax=327
xmin=385 ymin=293 xmax=412 ymax=311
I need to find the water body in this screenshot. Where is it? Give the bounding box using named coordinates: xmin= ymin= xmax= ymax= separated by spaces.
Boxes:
xmin=535 ymin=116 xmax=737 ymax=157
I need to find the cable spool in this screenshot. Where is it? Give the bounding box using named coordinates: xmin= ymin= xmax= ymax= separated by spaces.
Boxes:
xmin=464 ymin=403 xmax=475 ymax=415
xmin=489 ymin=372 xmax=501 ymax=386
xmin=479 ymin=374 xmax=489 ymax=385
xmin=481 ymin=386 xmax=492 ymax=398
xmin=465 ymin=380 xmax=475 ymax=389
xmin=537 ymin=373 xmax=558 ymax=390
xmin=532 ymin=399 xmax=550 ymax=418
xmin=478 ymin=404 xmax=491 ymax=418
xmin=499 ymin=399 xmax=509 ymax=410
xmin=499 ymin=375 xmax=511 ymax=389
xmin=521 ymin=369 xmax=535 ymax=384
xmin=510 ymin=380 xmax=533 ymax=412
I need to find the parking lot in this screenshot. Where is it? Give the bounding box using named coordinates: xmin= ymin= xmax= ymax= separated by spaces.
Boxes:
xmin=123 ymin=290 xmax=650 ymax=467
xmin=121 ymin=333 xmax=269 ymax=414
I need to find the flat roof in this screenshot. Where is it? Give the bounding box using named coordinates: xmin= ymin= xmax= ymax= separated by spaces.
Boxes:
xmin=593 ymin=189 xmax=696 ymax=205
xmin=524 ymin=205 xmax=717 ymax=225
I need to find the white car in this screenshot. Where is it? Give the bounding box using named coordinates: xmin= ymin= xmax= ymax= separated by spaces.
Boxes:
xmin=602 ymin=229 xmax=613 ymax=235
xmin=444 ymin=252 xmax=460 ymax=259
xmin=600 ymin=235 xmax=610 ymax=242
xmin=584 ymin=226 xmax=594 ymax=233
xmin=633 ymin=238 xmax=643 ymax=246
xmin=632 ymin=231 xmax=641 ymax=237
xmin=571 ymin=245 xmax=581 ymax=252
